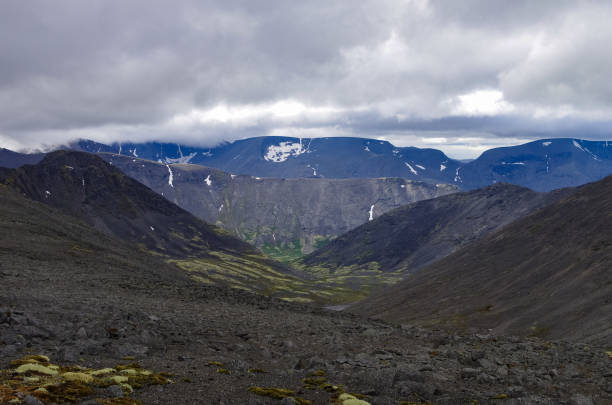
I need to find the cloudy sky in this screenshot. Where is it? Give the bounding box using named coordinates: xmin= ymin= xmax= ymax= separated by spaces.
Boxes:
xmin=1 ymin=0 xmax=612 ymax=158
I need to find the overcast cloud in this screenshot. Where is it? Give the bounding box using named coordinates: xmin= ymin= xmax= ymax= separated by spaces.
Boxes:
xmin=1 ymin=0 xmax=612 ymax=158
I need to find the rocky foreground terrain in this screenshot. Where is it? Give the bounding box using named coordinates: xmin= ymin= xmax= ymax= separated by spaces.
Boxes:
xmin=1 ymin=185 xmax=610 ymax=404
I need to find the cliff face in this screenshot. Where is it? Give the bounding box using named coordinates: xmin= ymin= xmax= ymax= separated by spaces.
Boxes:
xmin=101 ymin=153 xmax=458 ymax=260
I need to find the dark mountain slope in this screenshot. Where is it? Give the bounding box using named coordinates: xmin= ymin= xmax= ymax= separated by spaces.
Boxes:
xmin=0 ymin=151 xmax=332 ymax=301
xmin=100 ymin=153 xmax=457 ymax=259
xmin=300 ymin=183 xmax=568 ymax=277
xmin=351 ymin=175 xmax=612 ymax=345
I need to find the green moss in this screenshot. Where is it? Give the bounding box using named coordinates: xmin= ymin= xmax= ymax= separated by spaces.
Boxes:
xmin=248 ymin=386 xmax=295 ymax=399
xmin=216 ymin=368 xmax=230 ymax=375
xmin=247 ymin=368 xmax=266 ymax=374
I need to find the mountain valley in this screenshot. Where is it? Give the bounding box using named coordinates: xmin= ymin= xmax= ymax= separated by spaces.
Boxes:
xmin=350 ymin=173 xmax=612 ymax=346
xmin=0 ymin=184 xmax=610 ymax=404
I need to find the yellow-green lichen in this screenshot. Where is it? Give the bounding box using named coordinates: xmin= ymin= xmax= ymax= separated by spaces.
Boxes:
xmin=62 ymin=372 xmax=94 ymax=384
xmin=15 ymin=363 xmax=58 ymax=376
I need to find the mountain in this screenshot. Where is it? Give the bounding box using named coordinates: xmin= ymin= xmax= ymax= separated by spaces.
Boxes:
xmin=2 ymin=184 xmax=609 ymax=404
xmin=0 ymin=147 xmax=45 ymax=168
xmin=350 ymin=174 xmax=612 ymax=345
xmin=74 ymin=137 xmax=463 ymax=184
xmin=459 ymin=138 xmax=612 ymax=191
xmin=300 ymin=183 xmax=568 ymax=283
xmin=98 ymin=153 xmax=457 ymax=260
xmin=73 ymin=136 xmax=612 ymax=191
xmin=0 ymin=151 xmax=337 ymax=302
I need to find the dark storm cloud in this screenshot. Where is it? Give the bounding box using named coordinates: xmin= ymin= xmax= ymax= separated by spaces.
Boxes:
xmin=1 ymin=0 xmax=612 ymax=156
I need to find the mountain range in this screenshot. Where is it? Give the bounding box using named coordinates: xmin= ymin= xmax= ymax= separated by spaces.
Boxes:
xmin=73 ymin=136 xmax=612 ymax=191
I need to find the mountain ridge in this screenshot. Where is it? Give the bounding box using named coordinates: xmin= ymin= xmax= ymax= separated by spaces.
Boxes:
xmin=350 ymin=173 xmax=612 ymax=344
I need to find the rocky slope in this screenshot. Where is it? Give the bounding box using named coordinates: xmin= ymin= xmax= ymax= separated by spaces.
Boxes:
xmin=0 ymin=152 xmax=333 ymax=302
xmin=351 ymin=174 xmax=612 ymax=346
xmin=1 ymin=185 xmax=610 ymax=404
xmin=73 ymin=136 xmax=612 ymax=191
xmin=98 ymin=153 xmax=457 ymax=259
xmin=300 ymin=183 xmax=569 ymax=282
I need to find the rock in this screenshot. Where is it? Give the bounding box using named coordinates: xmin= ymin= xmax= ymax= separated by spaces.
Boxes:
xmin=461 ymin=368 xmax=480 ymax=378
xmin=397 ymin=381 xmax=435 ymax=399
xmin=571 ymin=394 xmax=595 ymax=405
xmin=393 ymin=367 xmax=425 ymax=384
xmin=24 ymin=395 xmax=44 ymax=405
xmin=114 ymin=343 xmax=148 ymax=358
xmin=76 ymin=327 xmax=88 ymax=339
xmin=280 ymin=398 xmax=296 ymax=405
xmin=106 ymin=385 xmax=124 ymax=398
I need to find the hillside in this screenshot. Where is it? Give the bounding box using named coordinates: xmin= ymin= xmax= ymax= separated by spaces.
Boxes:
xmin=99 ymin=153 xmax=456 ymax=259
xmin=0 ymin=151 xmax=337 ymax=302
xmin=351 ymin=175 xmax=612 ymax=345
xmin=300 ymin=183 xmax=568 ymax=281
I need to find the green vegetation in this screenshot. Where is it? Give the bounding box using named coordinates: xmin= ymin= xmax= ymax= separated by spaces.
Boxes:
xmin=261 ymin=240 xmax=304 ymax=263
xmin=0 ymin=355 xmax=172 ymax=404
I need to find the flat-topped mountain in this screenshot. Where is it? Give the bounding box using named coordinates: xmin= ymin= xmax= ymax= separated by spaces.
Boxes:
xmin=351 ymin=173 xmax=612 ymax=345
xmin=73 ymin=136 xmax=612 ymax=191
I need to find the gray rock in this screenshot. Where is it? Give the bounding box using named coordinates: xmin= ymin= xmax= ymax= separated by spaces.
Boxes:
xmin=571 ymin=394 xmax=595 ymax=405
xmin=76 ymin=326 xmax=88 ymax=339
xmin=461 ymin=368 xmax=480 ymax=378
xmin=106 ymin=385 xmax=124 ymax=398
xmin=24 ymin=396 xmax=44 ymax=405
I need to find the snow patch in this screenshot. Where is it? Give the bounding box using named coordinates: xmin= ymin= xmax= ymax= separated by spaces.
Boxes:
xmin=440 ymin=164 xmax=447 ymax=171
xmin=204 ymin=174 xmax=212 ymax=186
xmin=573 ymin=140 xmax=600 ymax=161
xmin=150 ymin=226 xmax=155 ymax=231
xmin=165 ymin=152 xmax=198 ymax=164
xmin=415 ymin=164 xmax=426 ymax=170
xmin=231 ymin=174 xmax=237 ymax=179
xmin=264 ymin=141 xmax=308 ymax=162
xmin=364 ymin=146 xmax=371 ymax=152
xmin=218 ymin=204 xmax=224 ymax=212
xmin=368 ymin=204 xmax=375 ymax=221
xmin=166 ymin=165 xmax=174 ymax=188
xmin=401 ymin=184 xmax=406 ymax=188
xmin=307 ymin=164 xmax=317 ymax=176
xmin=454 ymin=168 xmax=462 ymax=183
xmin=201 ymin=151 xmax=213 ymax=157
xmin=404 ymin=162 xmax=418 ymax=175
xmin=132 ymin=148 xmax=138 ymax=157
xmin=45 ymin=190 xmax=51 ymax=198
xmin=542 ymin=141 xmax=552 ymax=147
xmin=501 ymin=161 xmax=526 ymax=166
